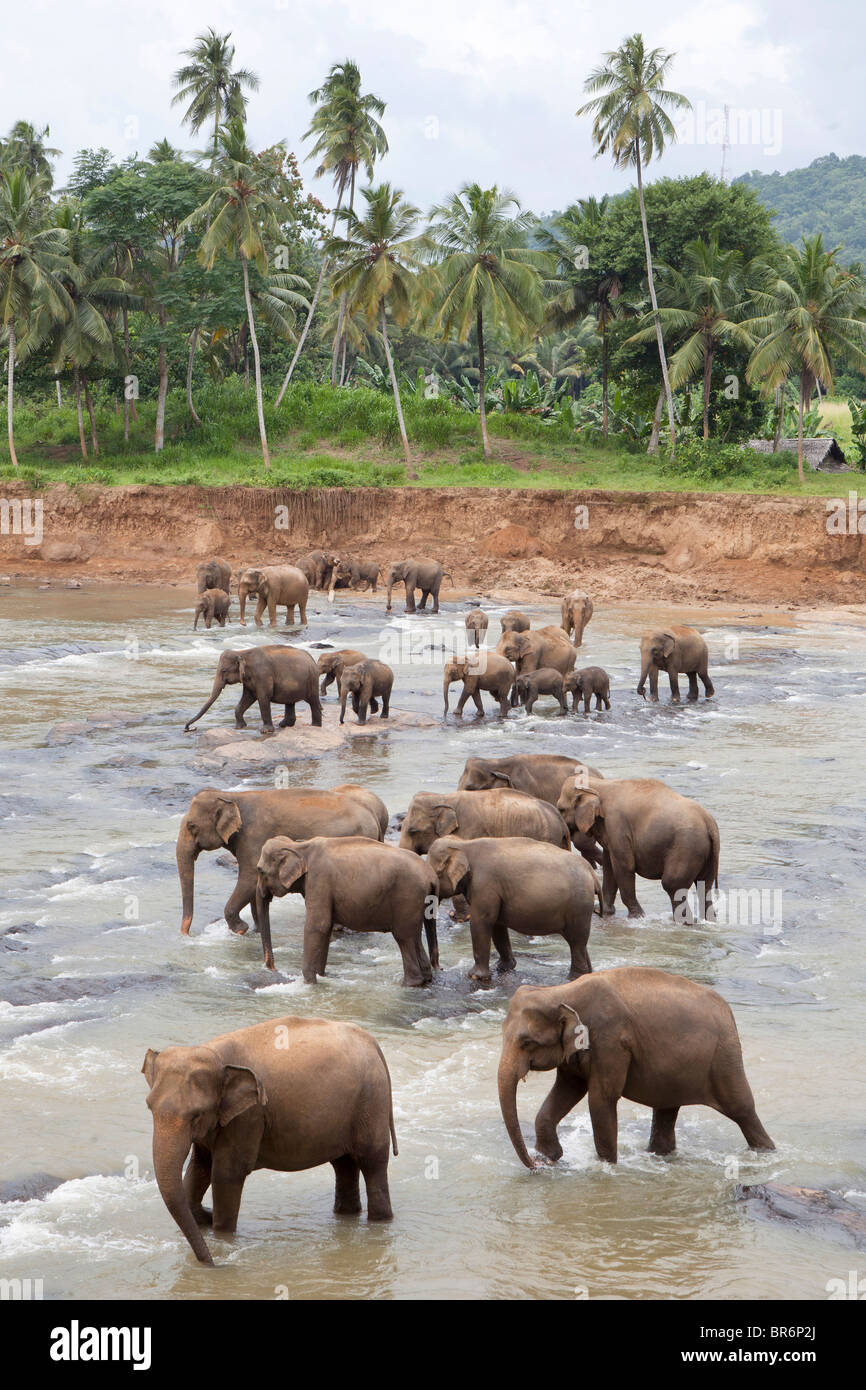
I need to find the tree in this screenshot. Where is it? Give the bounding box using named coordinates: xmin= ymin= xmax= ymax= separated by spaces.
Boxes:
xmin=577 ymin=33 xmax=691 ymax=450
xmin=190 ymin=119 xmax=285 ymax=466
xmin=327 ymin=183 xmax=422 ymax=475
xmin=0 ymin=169 xmax=71 ymax=466
xmin=171 ymin=28 xmax=259 ymax=169
xmin=425 ymin=184 xmax=549 ymax=456
xmin=275 ymin=59 xmax=387 ymax=401
xmin=628 ymin=235 xmax=753 ymax=439
xmin=746 ymin=235 xmax=866 ymax=482
xmin=1 ymin=121 xmax=60 ymax=186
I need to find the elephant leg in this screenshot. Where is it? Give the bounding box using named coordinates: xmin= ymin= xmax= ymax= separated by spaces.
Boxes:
xmin=357 ymin=700 xmax=369 ymax=724
xmin=258 ymin=693 xmax=275 ymax=733
xmin=587 ymin=1083 xmax=620 ymax=1163
xmin=224 ymin=879 xmax=254 ymax=935
xmin=211 ymin=1157 xmax=248 ymax=1235
xmin=668 ymin=669 xmax=681 ymax=702
xmin=449 ymin=892 xmax=470 ymax=923
xmin=729 ymin=1104 xmax=775 ymax=1151
xmin=430 ymin=588 xmax=440 ymax=614
xmin=603 ymin=693 xmax=611 ymax=710
xmin=417 ymin=589 xmax=429 ymax=611
xmin=648 ymin=667 xmax=659 ymax=702
xmin=369 ymin=696 xmax=380 ymax=714
xmin=467 ymin=914 xmax=494 ymax=982
xmin=267 ymin=598 xmax=277 ymax=627
xmin=279 ymin=704 xmax=296 ymax=728
xmin=359 ymin=1146 xmax=393 ymax=1221
xmin=491 ymin=921 xmax=516 ymax=973
xmin=254 ymin=596 xmax=266 ymax=628
xmin=309 ymin=692 xmax=323 ymax=727
xmin=600 ymin=849 xmax=618 ymax=916
xmin=395 ymin=933 xmax=429 ymax=987
xmin=686 ymin=670 xmax=699 ymax=700
xmin=610 ymin=854 xmax=643 ymax=918
xmin=301 ymin=922 xmax=331 ymax=983
xmin=183 ymin=1144 xmax=213 ymax=1224
xmin=379 ymin=690 xmax=390 ymax=719
xmin=332 ymin=1155 xmax=362 ymax=1216
xmin=233 ymin=687 xmax=256 ymax=728
xmin=700 ymin=667 xmax=715 ymax=697
xmin=472 ymin=688 xmax=485 ymax=717
xmin=534 ymin=1068 xmax=588 ymax=1162
xmin=648 ymin=1106 xmax=679 ymax=1155
xmin=563 ymin=923 xmax=592 ymax=979
xmin=583 ymin=694 xmax=591 ymax=713
xmin=665 ymin=875 xmax=694 ymax=924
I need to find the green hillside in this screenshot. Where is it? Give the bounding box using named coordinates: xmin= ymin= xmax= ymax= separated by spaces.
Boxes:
xmin=736 ymin=153 xmax=866 ymax=265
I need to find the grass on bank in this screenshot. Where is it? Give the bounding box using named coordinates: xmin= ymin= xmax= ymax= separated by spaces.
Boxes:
xmin=0 ymin=379 xmax=859 ymax=496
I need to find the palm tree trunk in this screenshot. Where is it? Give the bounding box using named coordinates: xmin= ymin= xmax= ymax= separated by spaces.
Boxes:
xmin=797 ymin=376 xmax=805 ymax=485
xmin=186 ymin=326 xmax=202 ymax=425
xmin=636 ymin=152 xmax=676 ymax=451
xmin=83 ymin=374 xmax=99 ymax=454
xmin=773 ymin=380 xmax=785 ymax=451
xmin=601 ymin=318 xmax=608 ymax=439
xmin=155 ymin=330 xmax=168 ymax=454
xmin=241 ymin=251 xmax=270 ymax=469
xmin=55 ymin=377 xmax=62 ymax=408
xmin=122 ymin=305 xmax=135 ymax=438
xmin=7 ymin=326 xmax=19 ymax=468
xmin=339 ymin=336 xmax=348 ymax=387
xmin=275 ymin=203 xmax=342 ymax=406
xmin=647 ymin=387 xmax=665 ymax=454
xmin=703 ymin=347 xmax=714 ymax=441
xmin=477 ymin=309 xmax=491 ymax=458
xmin=74 ymin=368 xmax=88 ymax=461
xmin=331 ymin=170 xmax=355 ymax=387
xmin=381 ymin=302 xmax=416 ymax=479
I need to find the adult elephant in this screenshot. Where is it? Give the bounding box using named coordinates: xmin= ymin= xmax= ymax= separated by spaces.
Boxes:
xmin=296 ymin=550 xmax=337 ymax=590
xmin=637 ymin=625 xmax=714 ymax=703
xmin=385 ymin=559 xmax=451 ymax=614
xmin=557 ymin=775 xmax=720 ymax=922
xmin=196 ymin=557 xmax=231 ymax=594
xmin=142 ymin=1015 xmax=397 ymax=1265
xmin=176 ymin=786 xmax=382 ymax=937
xmin=497 ymin=968 xmax=775 ymax=1169
xmin=317 ymin=649 xmax=367 ymax=697
xmin=458 ymin=753 xmax=603 ymax=868
xmin=184 ymin=646 xmax=322 ymax=734
xmin=399 ymin=788 xmax=571 ymax=855
xmin=560 ymin=588 xmax=594 ymax=647
xmin=331 ymin=784 xmax=389 ymax=839
xmin=499 ymin=610 xmax=530 ymax=634
xmin=497 ymin=626 xmax=578 ymax=704
xmin=442 ymin=653 xmax=514 ymax=718
xmin=255 ymin=836 xmax=438 ymax=981
xmin=427 ymin=835 xmax=599 ymax=982
xmin=327 ymin=557 xmax=380 ymax=599
xmin=237 ymin=565 xmax=309 ymax=627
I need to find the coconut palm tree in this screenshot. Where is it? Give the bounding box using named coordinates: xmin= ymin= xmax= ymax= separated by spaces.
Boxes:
xmin=0 ymin=169 xmax=71 ymax=467
xmin=188 ymin=119 xmax=284 ymax=467
xmin=746 ymin=236 xmax=866 ymax=483
xmin=171 ymin=29 xmax=259 ymax=169
xmin=326 ymin=184 xmax=422 ymax=476
xmin=275 ymin=60 xmax=388 ymax=402
xmin=424 ymin=184 xmax=550 ymax=456
xmin=627 ymin=235 xmax=753 ymax=440
xmin=0 ymin=121 xmax=60 ymax=186
xmin=577 ymin=34 xmax=691 ymax=451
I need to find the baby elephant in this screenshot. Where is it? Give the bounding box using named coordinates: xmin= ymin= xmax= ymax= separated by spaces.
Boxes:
xmin=143 ymin=1015 xmax=397 ymax=1265
xmin=464 ymin=610 xmax=489 ymax=647
xmin=194 ymin=587 xmax=231 ymax=630
xmin=427 ymin=835 xmax=599 ymax=982
xmin=515 ymin=667 xmax=568 ymax=715
xmin=498 ymin=967 xmax=775 ymax=1169
xmin=564 ymin=666 xmax=611 ymax=712
xmin=499 ymin=609 xmax=530 ymax=634
xmin=256 ymin=835 xmax=438 ymax=983
xmin=339 ymin=659 xmax=393 ymax=724
xmin=317 ymin=648 xmax=367 ymax=697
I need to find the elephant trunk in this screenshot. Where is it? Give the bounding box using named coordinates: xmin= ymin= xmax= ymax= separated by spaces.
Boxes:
xmin=385 ymin=579 xmax=393 ymax=612
xmin=497 ymin=1049 xmax=538 ymax=1170
xmin=176 ymin=825 xmax=198 ymax=935
xmin=256 ymin=884 xmax=275 ymax=970
xmin=442 ymin=673 xmax=451 ymax=715
xmin=184 ymin=673 xmax=226 ymax=730
xmin=636 ymin=652 xmax=651 ymax=698
xmin=152 ymin=1116 xmax=213 ymax=1265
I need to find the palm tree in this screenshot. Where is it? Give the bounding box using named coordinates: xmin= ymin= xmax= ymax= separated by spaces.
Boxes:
xmin=171 ymin=29 xmax=259 ymax=169
xmin=189 ymin=119 xmax=284 ymax=466
xmin=326 ymin=183 xmax=422 ymax=475
xmin=577 ymin=34 xmax=691 ymax=450
xmin=746 ymin=236 xmax=866 ymax=483
xmin=425 ymin=184 xmax=550 ymax=456
xmin=1 ymin=122 xmax=60 ymax=185
xmin=628 ymin=235 xmax=753 ymax=439
xmin=0 ymin=169 xmax=71 ymax=466
xmin=275 ymin=60 xmax=387 ymax=402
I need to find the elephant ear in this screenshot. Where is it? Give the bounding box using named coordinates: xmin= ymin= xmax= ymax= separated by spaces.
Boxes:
xmin=489 ymin=771 xmax=513 ymax=787
xmin=433 ymin=805 xmax=459 ymax=837
xmin=215 ymin=798 xmax=243 ymax=846
xmin=520 ymin=1006 xmax=564 ymax=1050
xmin=443 ymin=848 xmax=470 ymax=895
xmin=660 ymin=632 xmax=677 ymax=657
xmin=141 ymin=1048 xmax=160 ymax=1086
xmin=277 ymin=849 xmax=306 ymax=890
xmin=573 ymin=791 xmax=601 ymax=834
xmin=219 ymin=1065 xmax=267 ymax=1126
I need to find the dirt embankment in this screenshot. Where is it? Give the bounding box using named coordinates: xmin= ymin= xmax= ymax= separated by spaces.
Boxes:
xmin=1 ymin=483 xmax=864 ymax=606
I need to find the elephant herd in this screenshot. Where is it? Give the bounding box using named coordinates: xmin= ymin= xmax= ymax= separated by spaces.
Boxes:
xmin=143 ymin=556 xmax=772 ymax=1266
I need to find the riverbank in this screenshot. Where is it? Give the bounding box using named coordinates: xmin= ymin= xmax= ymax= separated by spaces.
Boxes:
xmin=1 ymin=482 xmax=864 ymax=608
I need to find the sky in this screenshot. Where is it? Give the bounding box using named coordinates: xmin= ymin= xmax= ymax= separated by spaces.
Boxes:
xmin=1 ymin=0 xmax=862 ymax=214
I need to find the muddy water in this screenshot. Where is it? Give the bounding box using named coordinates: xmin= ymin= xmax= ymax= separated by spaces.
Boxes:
xmin=0 ymin=582 xmax=864 ymax=1301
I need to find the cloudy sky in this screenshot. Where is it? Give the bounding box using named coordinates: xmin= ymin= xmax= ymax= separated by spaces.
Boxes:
xmin=2 ymin=0 xmax=860 ymax=213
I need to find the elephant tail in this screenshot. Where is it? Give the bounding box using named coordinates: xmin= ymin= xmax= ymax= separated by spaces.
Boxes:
xmin=442 ymin=570 xmax=454 ymax=585
xmin=390 ymin=1107 xmax=398 ymax=1158
xmin=373 ymin=1040 xmax=398 ymax=1157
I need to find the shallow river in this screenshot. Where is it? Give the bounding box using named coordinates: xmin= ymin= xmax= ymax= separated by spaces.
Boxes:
xmin=0 ymin=582 xmax=864 ymax=1301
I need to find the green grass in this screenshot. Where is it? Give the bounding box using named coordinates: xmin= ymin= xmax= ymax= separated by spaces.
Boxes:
xmin=0 ymin=378 xmax=859 ymax=496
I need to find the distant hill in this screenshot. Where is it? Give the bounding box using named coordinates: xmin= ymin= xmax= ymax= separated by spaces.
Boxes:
xmin=735 ymin=154 xmax=866 ymax=265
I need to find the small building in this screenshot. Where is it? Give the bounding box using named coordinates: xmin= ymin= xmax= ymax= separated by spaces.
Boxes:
xmin=745 ymin=437 xmax=850 ymax=472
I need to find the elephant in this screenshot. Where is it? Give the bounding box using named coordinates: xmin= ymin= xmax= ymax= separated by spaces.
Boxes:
xmin=176 ymin=785 xmax=382 ymax=937
xmin=499 ymin=610 xmax=530 ymax=634
xmin=457 ymin=754 xmax=604 ymax=869
xmin=184 ymin=645 xmax=322 ymax=733
xmin=514 ymin=667 xmax=568 ymax=715
xmin=142 ymin=1014 xmax=397 ymax=1265
xmin=557 ymin=775 xmax=720 ymax=922
xmin=193 ymin=587 xmax=231 ymax=630
xmin=196 ymin=557 xmax=231 ymax=594
xmin=385 ymin=559 xmax=452 ymax=614
xmin=255 ymin=835 xmax=438 ymax=982
xmin=339 ymin=659 xmax=393 ymax=724
xmin=637 ymin=624 xmax=715 ymax=703
xmin=399 ymin=788 xmax=571 ymax=856
xmin=296 ymin=550 xmax=337 ymax=590
xmin=497 ymin=967 xmax=775 ymax=1169
xmin=464 ymin=610 xmax=489 ymax=647
xmin=564 ymin=665 xmax=611 ymax=712
xmin=497 ymin=626 xmax=577 ymax=704
xmin=427 ymin=835 xmax=599 ymax=982
xmin=331 ymin=783 xmax=389 ymax=839
xmin=236 ymin=565 xmax=309 ymax=627
xmin=317 ymin=648 xmax=368 ymax=697
xmin=443 ymin=653 xmax=514 ymax=718
xmin=327 ymin=557 xmax=380 ymax=599
xmin=560 ymin=588 xmax=593 ymax=647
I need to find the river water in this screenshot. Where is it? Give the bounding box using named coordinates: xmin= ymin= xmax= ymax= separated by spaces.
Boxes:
xmin=0 ymin=582 xmax=864 ymax=1301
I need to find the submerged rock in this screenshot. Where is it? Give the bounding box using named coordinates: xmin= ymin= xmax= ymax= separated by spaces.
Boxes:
xmin=193 ymin=704 xmax=437 ymax=772
xmin=736 ymin=1182 xmax=866 ymax=1249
